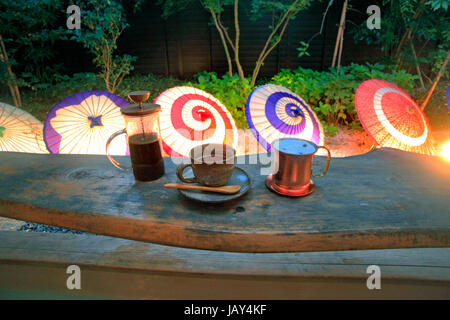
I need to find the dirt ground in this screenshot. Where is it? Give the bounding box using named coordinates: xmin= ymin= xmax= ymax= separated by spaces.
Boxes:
xmin=322 ymin=126 xmax=377 ymax=157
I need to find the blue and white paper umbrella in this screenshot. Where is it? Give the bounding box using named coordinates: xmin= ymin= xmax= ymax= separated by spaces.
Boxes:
xmin=44 ymin=91 xmax=129 ymax=155
xmin=0 ymin=102 xmax=47 ymax=153
xmin=245 ymin=85 xmax=324 ymax=151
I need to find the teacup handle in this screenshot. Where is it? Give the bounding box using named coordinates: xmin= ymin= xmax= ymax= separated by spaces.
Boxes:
xmin=176 ymin=164 xmax=197 ymax=183
xmin=106 ymin=129 xmax=131 ymax=170
xmin=312 ymin=146 xmax=331 ymax=178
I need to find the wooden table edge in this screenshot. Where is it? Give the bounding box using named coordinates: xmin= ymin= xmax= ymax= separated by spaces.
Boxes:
xmin=1 ymin=198 xmax=449 ymax=253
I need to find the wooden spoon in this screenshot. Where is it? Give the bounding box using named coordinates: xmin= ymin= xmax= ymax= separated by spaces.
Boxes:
xmin=164 ymin=183 xmax=240 ymax=195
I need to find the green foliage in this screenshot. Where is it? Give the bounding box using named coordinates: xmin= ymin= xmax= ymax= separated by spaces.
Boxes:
xmin=118 ymin=74 xmax=185 ymax=100
xmin=0 ymin=73 xmax=186 ymax=121
xmin=249 ymin=0 xmax=312 ymax=85
xmin=0 ymin=0 xmax=66 ymax=86
xmin=159 ymin=0 xmax=314 ymax=84
xmin=322 ymin=123 xmax=338 ymax=137
xmin=271 ymin=63 xmax=419 ymax=132
xmin=68 ymin=0 xmax=137 ymax=93
xmin=189 ymin=71 xmax=255 ymax=128
xmin=428 ymin=44 xmax=450 ymax=78
xmin=426 ymin=0 xmax=449 ymax=11
xmin=158 ymin=0 xmax=194 ymax=18
xmin=419 ymin=82 xmax=450 ymax=130
xmin=6 ymin=72 xmax=104 ymax=120
xmin=351 ymin=0 xmax=449 ymax=79
xmin=1 ymin=66 xmax=444 ymax=134
xmin=296 ymin=41 xmax=310 ymax=58
xmin=249 ymin=0 xmax=312 ymax=23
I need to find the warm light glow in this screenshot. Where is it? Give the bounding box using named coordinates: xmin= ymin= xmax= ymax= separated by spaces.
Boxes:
xmin=439 ymin=141 xmax=450 ymax=161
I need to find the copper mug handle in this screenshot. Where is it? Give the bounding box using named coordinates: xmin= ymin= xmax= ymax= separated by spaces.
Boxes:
xmin=312 ymin=146 xmax=331 ymax=178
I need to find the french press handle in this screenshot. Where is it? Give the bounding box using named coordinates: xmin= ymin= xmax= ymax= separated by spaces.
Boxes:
xmin=106 ymin=129 xmax=131 ymax=170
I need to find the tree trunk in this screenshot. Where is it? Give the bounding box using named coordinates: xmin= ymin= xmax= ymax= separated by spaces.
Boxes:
xmin=336 ymin=29 xmax=344 ymax=73
xmin=394 ymin=0 xmax=426 ymax=67
xmin=421 ymin=51 xmax=450 ymax=111
xmin=332 ymin=0 xmax=347 ymax=68
xmin=210 ymin=9 xmax=233 ymax=77
xmin=250 ymin=0 xmax=299 ymax=85
xmin=234 ymin=0 xmax=244 ymax=80
xmin=250 ymin=18 xmax=290 ymax=86
xmin=0 ymin=34 xmax=22 ymax=107
xmin=409 ymin=35 xmax=425 ymax=89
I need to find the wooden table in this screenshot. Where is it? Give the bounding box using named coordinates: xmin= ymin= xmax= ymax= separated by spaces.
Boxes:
xmin=0 ymin=149 xmax=449 ymax=253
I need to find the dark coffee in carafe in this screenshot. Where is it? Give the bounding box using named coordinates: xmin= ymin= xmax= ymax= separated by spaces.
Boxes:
xmin=128 ymin=133 xmax=164 ymax=181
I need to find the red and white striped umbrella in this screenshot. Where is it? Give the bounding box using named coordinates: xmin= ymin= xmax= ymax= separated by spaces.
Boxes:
xmin=154 ymin=86 xmax=238 ymax=157
xmin=355 ymin=79 xmax=435 ymax=155
xmin=0 ymin=102 xmax=47 ymax=153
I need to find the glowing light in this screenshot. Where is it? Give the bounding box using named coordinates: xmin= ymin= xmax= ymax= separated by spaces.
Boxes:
xmin=439 ymin=141 xmax=450 ymax=161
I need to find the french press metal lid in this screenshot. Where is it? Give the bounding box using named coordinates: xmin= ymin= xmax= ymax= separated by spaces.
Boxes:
xmin=122 ymin=91 xmax=161 ymax=116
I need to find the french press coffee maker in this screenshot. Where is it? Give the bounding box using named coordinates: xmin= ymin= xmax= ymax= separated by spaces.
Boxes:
xmin=106 ymin=91 xmax=165 ymax=181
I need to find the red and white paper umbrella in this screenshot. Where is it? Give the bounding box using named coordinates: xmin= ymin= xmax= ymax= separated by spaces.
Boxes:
xmin=0 ymin=102 xmax=47 ymax=153
xmin=154 ymin=86 xmax=238 ymax=157
xmin=355 ymin=79 xmax=435 ymax=155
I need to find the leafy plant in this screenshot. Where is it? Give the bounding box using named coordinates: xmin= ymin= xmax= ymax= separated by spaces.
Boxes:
xmin=0 ymin=0 xmax=67 ymax=106
xmin=189 ymin=71 xmax=254 ymax=128
xmin=159 ymin=0 xmax=313 ymax=85
xmin=351 ymin=0 xmax=449 ymax=84
xmin=0 ymin=73 xmax=186 ymax=121
xmin=117 ymin=74 xmax=185 ymax=100
xmin=68 ymin=0 xmax=137 ymax=93
xmin=271 ymin=63 xmax=419 ymax=131
xmin=249 ymin=0 xmax=312 ymax=85
xmin=296 ymin=41 xmax=310 ymax=58
xmin=323 ymin=123 xmax=338 ymax=137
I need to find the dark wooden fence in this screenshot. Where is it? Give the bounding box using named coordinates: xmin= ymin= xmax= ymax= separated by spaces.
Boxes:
xmin=60 ymin=0 xmax=381 ymax=79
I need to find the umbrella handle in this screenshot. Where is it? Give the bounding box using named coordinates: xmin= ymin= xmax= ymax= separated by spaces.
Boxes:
xmin=312 ymin=146 xmax=331 ymax=178
xmin=106 ymin=129 xmax=131 ymax=171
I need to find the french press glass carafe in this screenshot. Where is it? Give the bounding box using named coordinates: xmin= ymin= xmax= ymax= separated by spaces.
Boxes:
xmin=106 ymin=91 xmax=165 ymax=181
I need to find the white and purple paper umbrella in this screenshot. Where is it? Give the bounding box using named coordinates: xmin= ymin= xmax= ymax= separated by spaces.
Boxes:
xmin=44 ymin=91 xmax=129 ymax=155
xmin=0 ymin=102 xmax=47 ymax=153
xmin=154 ymin=86 xmax=238 ymax=157
xmin=245 ymin=85 xmax=324 ymax=151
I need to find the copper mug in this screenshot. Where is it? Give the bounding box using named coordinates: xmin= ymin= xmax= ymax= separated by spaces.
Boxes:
xmin=266 ymin=138 xmax=331 ymax=197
